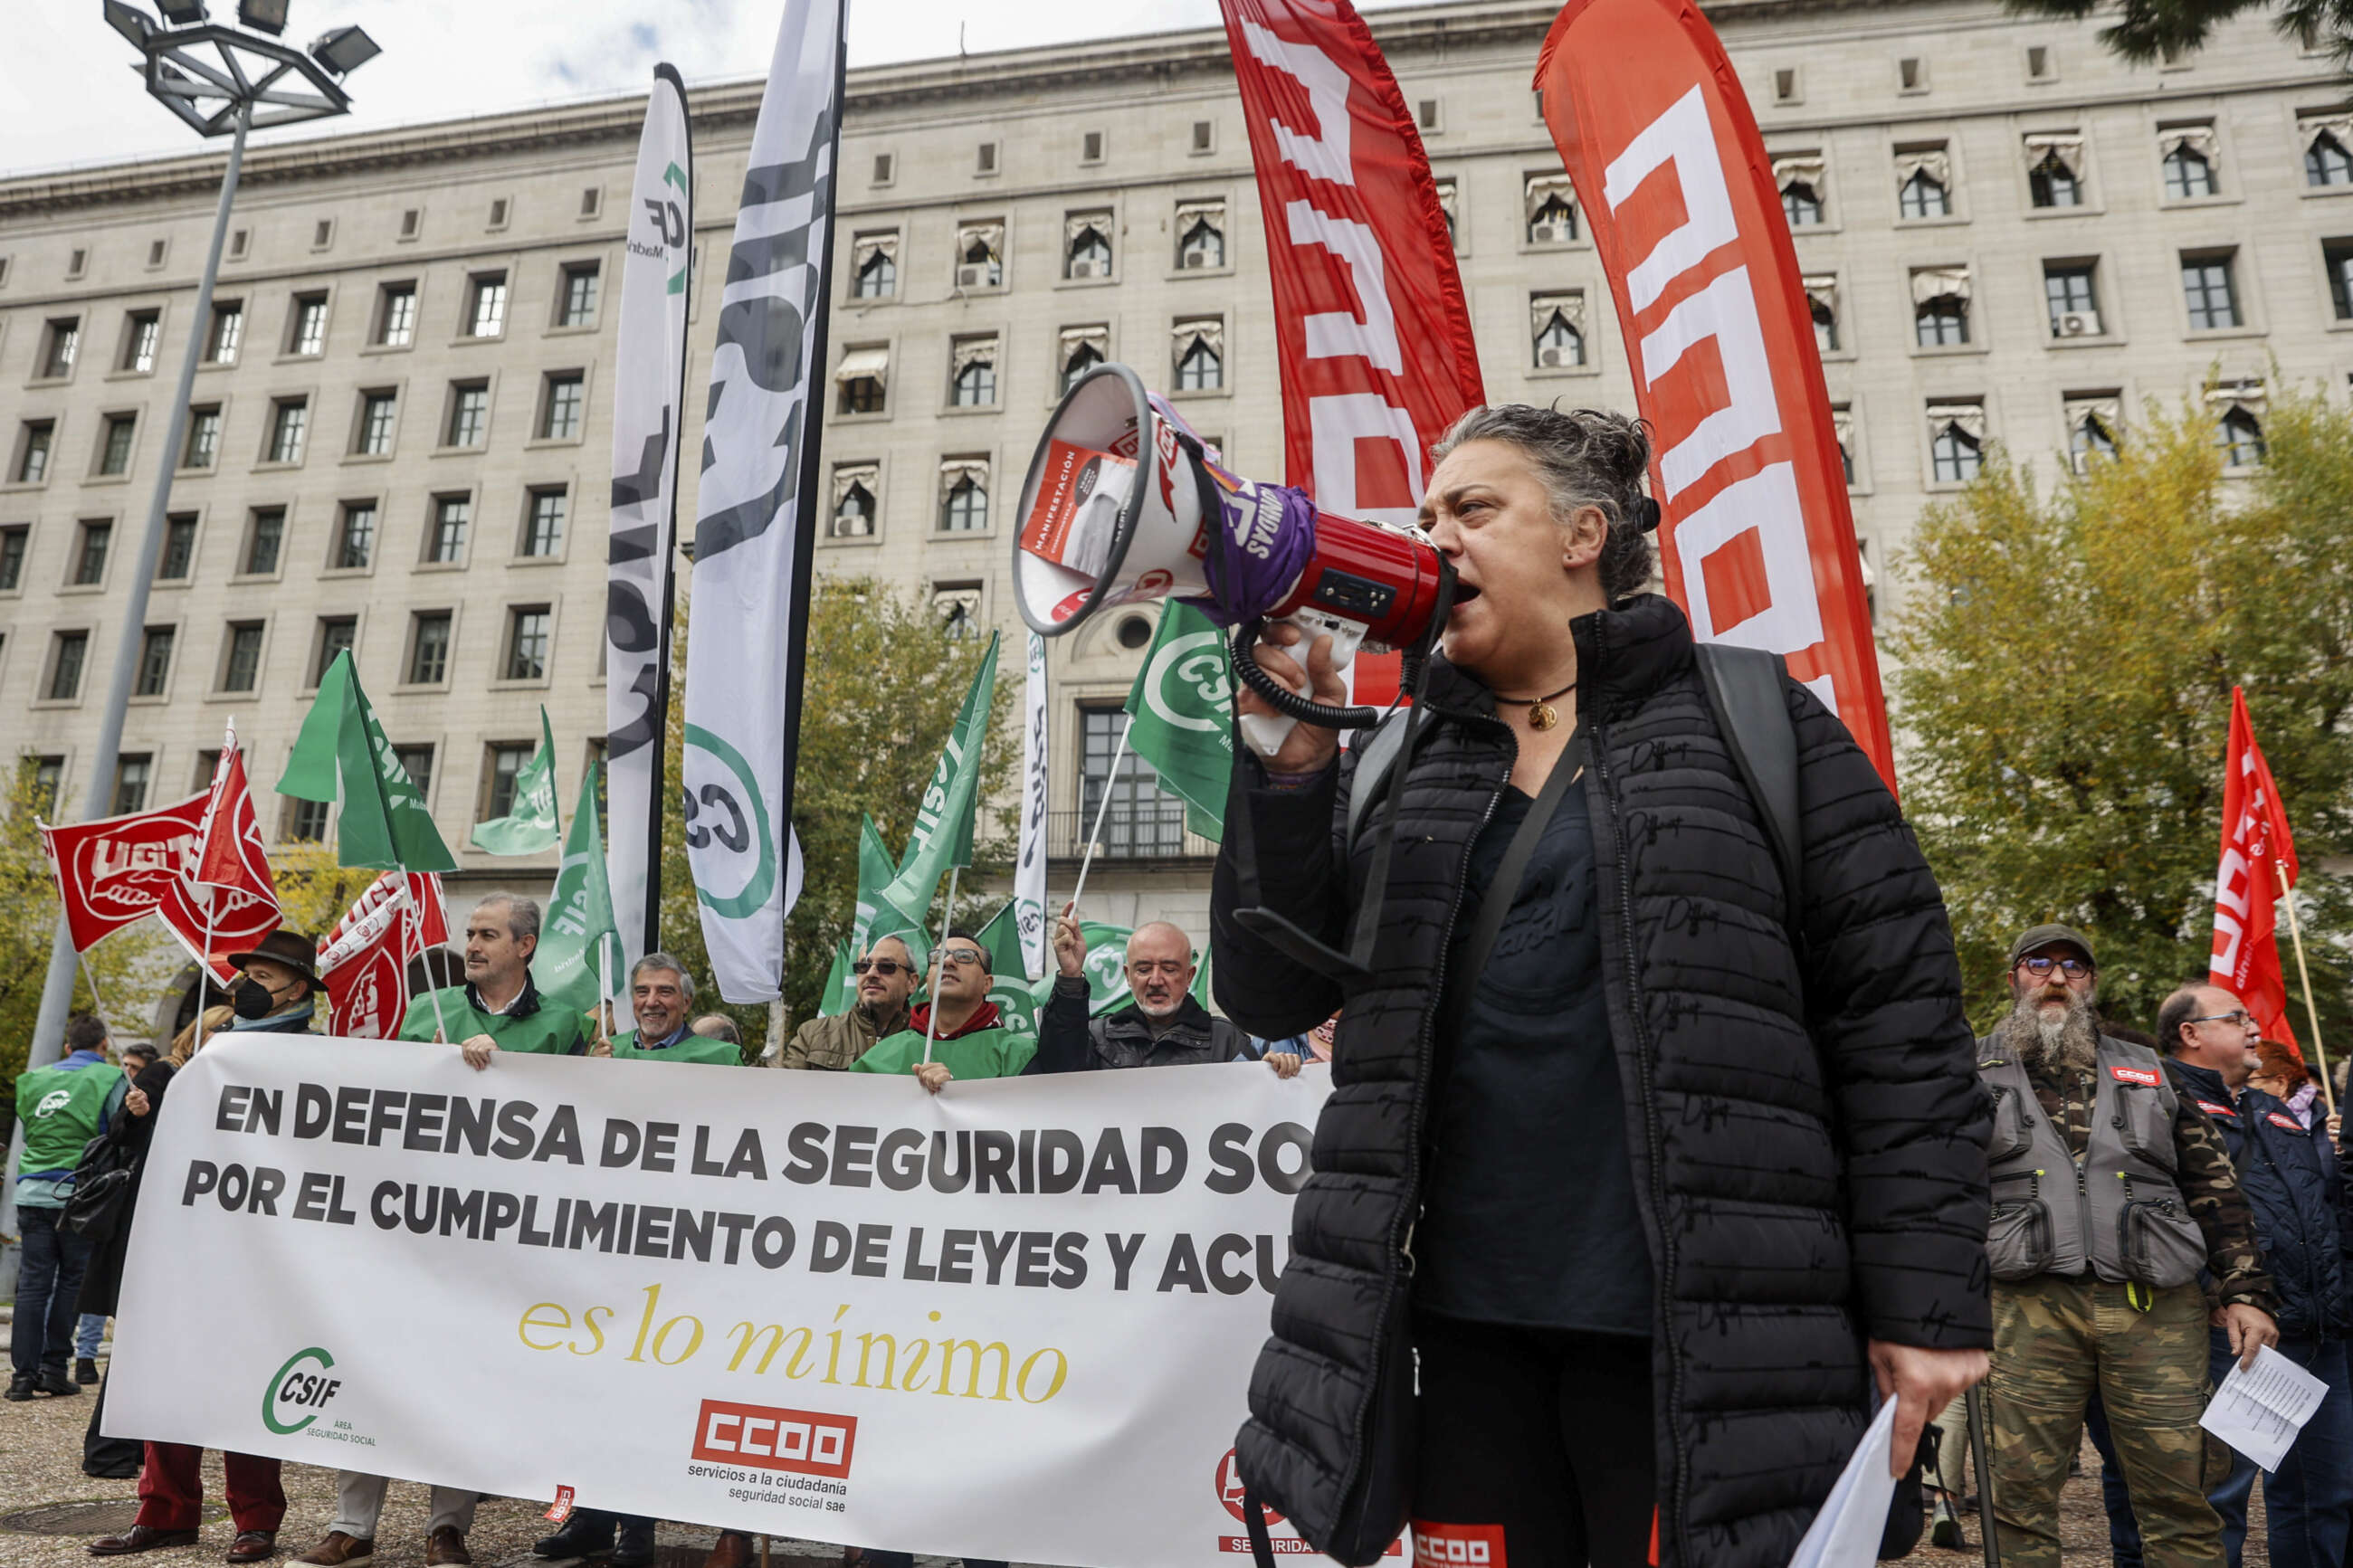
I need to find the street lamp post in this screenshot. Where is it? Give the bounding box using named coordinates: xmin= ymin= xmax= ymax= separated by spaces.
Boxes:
xmin=0 ymin=3 xmax=380 ymax=1247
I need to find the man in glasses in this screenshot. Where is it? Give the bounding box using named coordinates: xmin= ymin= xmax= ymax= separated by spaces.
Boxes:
xmin=1031 ymin=907 xmax=1298 ymax=1077
xmin=776 ymin=935 xmax=917 ymax=1071
xmin=852 ymin=931 xmax=1034 ymax=1088
xmin=1978 ymin=925 xmax=2276 ymax=1568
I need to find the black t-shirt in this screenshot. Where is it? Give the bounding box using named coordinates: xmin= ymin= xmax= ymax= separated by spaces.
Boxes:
xmin=1415 ymin=782 xmax=1653 ymax=1335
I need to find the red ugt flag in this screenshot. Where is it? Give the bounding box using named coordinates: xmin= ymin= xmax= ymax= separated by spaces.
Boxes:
xmin=2210 ymin=688 xmax=2300 ymax=1049
xmin=319 ymin=871 xmax=447 ymax=1039
xmin=39 ymin=794 xmax=209 ymax=953
xmin=155 ymin=737 xmax=281 ymax=984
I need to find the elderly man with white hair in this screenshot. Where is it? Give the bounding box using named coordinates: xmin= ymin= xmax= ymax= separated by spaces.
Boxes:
xmin=1032 ymin=903 xmax=1299 ymax=1077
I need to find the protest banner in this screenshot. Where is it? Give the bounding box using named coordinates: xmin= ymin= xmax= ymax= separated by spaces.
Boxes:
xmin=107 ymin=1037 xmax=1337 ymax=1568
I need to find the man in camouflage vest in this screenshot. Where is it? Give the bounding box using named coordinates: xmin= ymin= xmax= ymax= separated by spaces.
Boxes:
xmin=1980 ymin=924 xmax=2278 ymax=1568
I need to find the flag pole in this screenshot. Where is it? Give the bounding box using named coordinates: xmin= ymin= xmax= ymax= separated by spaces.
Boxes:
xmin=75 ymin=953 xmax=105 ymax=1016
xmin=920 ymin=865 xmax=960 ymax=1067
xmin=2276 ymin=859 xmax=2336 ymax=1117
xmin=1068 ymin=720 xmax=1131 ymax=915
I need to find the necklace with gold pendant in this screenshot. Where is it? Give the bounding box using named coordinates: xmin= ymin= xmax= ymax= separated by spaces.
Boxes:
xmin=1499 ymin=679 xmax=1577 ymax=731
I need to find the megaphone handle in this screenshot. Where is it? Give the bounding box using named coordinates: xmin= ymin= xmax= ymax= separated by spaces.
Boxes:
xmin=1231 ymin=616 xmax=1383 ymax=731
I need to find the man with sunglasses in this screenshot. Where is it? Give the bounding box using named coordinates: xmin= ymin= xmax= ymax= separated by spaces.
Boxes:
xmin=776 ymin=936 xmax=918 ymax=1071
xmin=1978 ymin=925 xmax=2275 ymax=1568
xmin=1032 ymin=906 xmax=1297 ymax=1077
xmin=852 ymin=931 xmax=1034 ymax=1088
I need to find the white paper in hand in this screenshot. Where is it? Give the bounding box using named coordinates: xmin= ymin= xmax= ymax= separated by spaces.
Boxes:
xmin=1787 ymin=1397 xmax=1899 ymax=1568
xmin=2201 ymin=1345 xmax=2329 ymax=1471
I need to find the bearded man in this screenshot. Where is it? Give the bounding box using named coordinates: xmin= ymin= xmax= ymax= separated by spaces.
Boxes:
xmin=1978 ymin=924 xmax=2277 ymax=1568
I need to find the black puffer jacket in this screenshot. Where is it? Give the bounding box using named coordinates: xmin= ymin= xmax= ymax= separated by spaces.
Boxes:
xmin=1211 ymin=594 xmax=1992 ymax=1568
xmin=1028 ymin=978 xmax=1255 ymax=1072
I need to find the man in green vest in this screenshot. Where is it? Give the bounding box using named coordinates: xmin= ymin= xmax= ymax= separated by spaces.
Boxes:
xmin=853 ymin=928 xmax=1036 ymax=1088
xmin=396 ymin=894 xmax=584 ymax=1063
xmin=9 ymin=1013 xmax=118 ymax=1402
xmin=605 ymin=955 xmax=740 ymax=1064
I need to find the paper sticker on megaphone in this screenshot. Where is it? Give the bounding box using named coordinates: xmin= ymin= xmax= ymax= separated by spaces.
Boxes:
xmin=1014 ymin=363 xmax=1452 ymax=751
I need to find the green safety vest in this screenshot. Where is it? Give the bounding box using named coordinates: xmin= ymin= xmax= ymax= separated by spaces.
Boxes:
xmin=852 ymin=1026 xmax=1036 ymax=1082
xmin=609 ymin=1029 xmax=743 ymax=1066
xmin=396 ymin=986 xmax=585 ymax=1056
xmin=14 ymin=1060 xmax=117 ymax=1174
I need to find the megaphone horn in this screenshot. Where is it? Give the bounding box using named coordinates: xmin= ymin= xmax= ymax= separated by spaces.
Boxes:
xmin=1012 ymin=363 xmax=1453 ymax=734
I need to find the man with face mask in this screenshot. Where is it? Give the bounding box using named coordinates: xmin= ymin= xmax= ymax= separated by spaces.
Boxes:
xmin=776 ymin=935 xmax=916 ymax=1070
xmin=1031 ymin=908 xmax=1297 ymax=1077
xmin=1979 ymin=924 xmax=2278 ymax=1568
xmin=219 ymin=931 xmax=323 ymax=1035
xmin=395 ymin=895 xmax=582 ymax=1066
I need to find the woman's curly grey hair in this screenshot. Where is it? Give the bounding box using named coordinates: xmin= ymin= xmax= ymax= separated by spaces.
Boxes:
xmin=1430 ymin=404 xmax=1657 ymax=602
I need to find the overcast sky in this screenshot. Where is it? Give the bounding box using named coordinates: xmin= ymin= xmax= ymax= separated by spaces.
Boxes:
xmin=6 ymin=0 xmax=1422 ymax=178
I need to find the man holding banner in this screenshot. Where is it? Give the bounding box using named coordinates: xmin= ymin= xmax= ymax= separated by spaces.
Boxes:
xmin=396 ymin=896 xmax=583 ymax=1062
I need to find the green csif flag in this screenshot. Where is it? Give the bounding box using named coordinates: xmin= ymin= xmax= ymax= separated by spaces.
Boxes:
xmin=854 ymin=815 xmax=928 ymax=965
xmin=470 ymin=706 xmax=561 ymax=855
xmin=536 ymin=762 xmax=624 ymax=1018
xmin=1124 ymin=601 xmax=1234 ymax=840
xmin=817 ymin=939 xmax=855 ymax=1018
xmin=278 ymin=651 xmax=455 ymax=872
xmin=878 ymin=632 xmax=1000 ymax=916
xmin=976 ymin=901 xmax=1038 ymax=1037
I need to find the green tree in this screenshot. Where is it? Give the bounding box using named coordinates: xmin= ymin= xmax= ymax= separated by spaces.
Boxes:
xmin=2006 ymin=0 xmax=2352 ymax=72
xmin=1892 ymin=385 xmax=2353 ymax=1042
xmin=648 ymin=577 xmax=1018 ymax=1054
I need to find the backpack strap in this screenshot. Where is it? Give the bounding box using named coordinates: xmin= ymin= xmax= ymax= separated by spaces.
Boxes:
xmin=1343 ymin=708 xmax=1414 ymax=851
xmin=1692 ymin=642 xmax=1803 ymax=917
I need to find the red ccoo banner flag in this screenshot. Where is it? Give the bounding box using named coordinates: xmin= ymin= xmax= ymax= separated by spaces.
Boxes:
xmin=1534 ymin=0 xmax=1894 ymax=788
xmin=1218 ymin=0 xmax=1484 ymax=706
xmin=2210 ymin=688 xmax=2300 ymax=1050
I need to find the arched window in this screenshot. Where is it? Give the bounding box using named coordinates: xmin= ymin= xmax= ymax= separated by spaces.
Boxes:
xmin=1914 ymin=296 xmax=1969 ymax=347
xmin=951 ymin=357 xmax=996 ymax=407
xmin=2028 ymin=154 xmax=2081 ymax=208
xmin=1898 ymin=170 xmax=1949 ymax=218
xmin=1176 ymin=336 xmax=1222 ymax=391
xmin=853 ymin=248 xmax=895 ymax=299
xmin=1178 ymin=215 xmax=1224 ymax=270
xmin=1533 ymin=308 xmax=1584 ymax=367
xmin=1061 ymin=341 xmax=1104 ymax=394
xmin=833 ymin=481 xmax=876 ymax=537
xmin=1528 ymin=192 xmax=1579 ymax=242
xmin=941 ymin=474 xmax=988 ymax=532
xmin=1781 ymin=182 xmax=1824 ymax=228
xmin=1067 ymin=225 xmax=1112 ymax=279
xmin=2163 ymin=145 xmax=2215 ymax=199
xmin=1930 ymin=420 xmax=1983 ymax=482
xmin=1811 ymin=297 xmax=1838 ymax=354
xmin=2218 ymin=406 xmax=2266 ymax=467
xmin=2307 ymin=131 xmax=2353 ymax=187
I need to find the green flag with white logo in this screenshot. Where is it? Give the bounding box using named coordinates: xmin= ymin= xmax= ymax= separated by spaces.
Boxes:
xmin=817 ymin=938 xmax=854 ymax=1018
xmin=853 ymin=814 xmax=929 ymax=980
xmin=470 ymin=706 xmax=562 ymax=856
xmin=879 ymin=632 xmax=999 ymax=917
xmin=976 ymin=901 xmax=1038 ymax=1037
xmin=536 ymin=762 xmax=624 ymax=1018
xmin=1124 ymin=601 xmax=1234 ymax=840
xmin=277 ymin=651 xmax=456 ymax=872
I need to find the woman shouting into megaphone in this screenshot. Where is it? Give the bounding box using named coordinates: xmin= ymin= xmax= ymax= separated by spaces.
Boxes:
xmin=1208 ymin=404 xmax=1991 ymax=1568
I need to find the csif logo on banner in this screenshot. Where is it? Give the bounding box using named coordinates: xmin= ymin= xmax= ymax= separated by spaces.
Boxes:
xmin=1144 ymin=631 xmax=1233 ymax=735
xmin=262 ymin=1346 xmax=343 ymax=1435
xmin=634 ymin=161 xmax=691 ymax=294
xmin=682 ymin=724 xmax=778 ymax=921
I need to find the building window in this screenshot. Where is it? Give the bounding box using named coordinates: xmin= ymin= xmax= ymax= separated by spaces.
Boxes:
xmin=976 ymin=142 xmax=999 ymax=176
xmin=872 ymin=152 xmax=896 ymax=186
xmin=221 ymin=622 xmax=264 ymax=692
xmin=399 ymin=208 xmax=421 ymax=241
xmin=1832 ymin=406 xmax=1857 ymax=485
xmin=2307 ymin=128 xmax=2353 ymax=187
xmin=1174 ymin=319 xmax=1224 ymax=390
xmin=831 ymin=464 xmax=879 ymax=537
xmin=335 ymin=500 xmax=376 ymax=569
xmin=2027 ymin=136 xmax=2085 ymax=207
xmin=1928 ymin=404 xmax=1986 ymax=483
xmin=29 ymin=757 xmax=63 ymax=815
xmin=1080 ymin=705 xmax=1186 ymax=857
xmin=1531 ymin=293 xmax=1586 ymax=367
xmin=2161 ymin=129 xmax=2218 ymax=198
xmin=933 ymin=582 xmax=984 ymax=641
xmin=181 ymin=406 xmax=219 ymax=470
xmin=2043 ymin=263 xmax=2101 ymax=336
xmin=467 ymin=273 xmax=509 ymax=337
xmin=41 ymin=318 xmax=79 ymax=379
xmin=242 ymin=508 xmax=284 ymax=575
xmin=1059 ymin=326 xmax=1109 ymax=394
xmin=2326 ymin=240 xmax=2353 ymax=318
xmin=539 ymin=373 xmax=585 ymax=440
xmin=522 ymin=489 xmax=567 ymax=556
xmin=48 ymin=631 xmax=88 ymax=699
xmin=2066 ymin=396 xmax=2120 ymax=471
xmin=0 ymin=526 xmax=25 ymax=591
xmin=111 ymin=755 xmax=151 ymax=816
xmin=484 ymin=743 xmax=536 ymax=820
xmin=446 ymin=383 xmax=490 ymax=447
xmin=2182 ymin=252 xmax=2241 ymax=329
xmin=1065 ymin=214 xmax=1113 ymax=280
xmin=98 ymin=413 xmax=137 ymax=477
xmin=205 ymin=299 xmax=243 ymax=363
xmin=2217 ymin=404 xmax=2266 ymax=466
xmin=123 ymin=310 xmax=160 ymax=373
xmin=1176 ymin=202 xmax=1225 ymax=270
xmin=289 ymin=293 xmax=328 ymax=356
xmin=1771 ymin=155 xmax=1824 ymax=229
xmin=312 ymin=618 xmax=356 ymax=687
xmin=267 ymin=397 xmax=308 ymax=463
xmin=939 ymin=460 xmax=989 ymax=533
xmin=73 ymin=519 xmax=110 ymax=586
xmin=16 ymin=421 xmax=52 ymax=483
xmin=1896 ymin=148 xmax=1952 ymax=218
xmin=1781 ymin=181 xmax=1823 ymax=228
xmin=836 ymin=346 xmax=888 ymax=414
xmin=1192 ymin=119 xmax=1214 ymax=154
xmin=852 ymin=233 xmax=898 ymax=299
xmin=427 ymin=495 xmax=470 ymax=564
xmin=1433 ymin=179 xmax=1459 ymax=249
xmin=284 ymin=797 xmax=330 ymax=843
xmin=1805 ymin=276 xmax=1839 ymax=353
xmin=408 ymin=612 xmax=452 ymax=684
xmin=955 ymin=222 xmax=1005 ymax=290
xmin=394 ymin=746 xmax=434 ymax=803
xmin=159 ymin=515 xmax=196 ymax=579
xmin=135 ymin=626 xmax=174 ymax=698
xmin=504 ymin=607 xmax=551 ymax=680
xmin=1526 ymin=175 xmax=1579 ymax=242
xmin=579 ymin=186 xmax=603 ymax=218
xmin=1911 ymin=269 xmax=1972 ymax=347
xmin=949 ymin=337 xmax=998 ymax=407
xmin=557 ymin=262 xmax=600 ymax=327
xmin=376 ymin=282 xmax=417 ymax=346
xmin=357 ymin=391 xmax=397 ymax=455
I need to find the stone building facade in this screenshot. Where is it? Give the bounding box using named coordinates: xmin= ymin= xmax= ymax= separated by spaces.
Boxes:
xmin=1 ymin=0 xmax=2346 ymax=947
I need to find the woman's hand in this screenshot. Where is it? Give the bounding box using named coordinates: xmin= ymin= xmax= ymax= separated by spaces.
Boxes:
xmin=1237 ymin=623 xmax=1345 ymax=775
xmin=125 ymin=1088 xmax=151 ymax=1118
